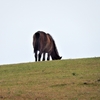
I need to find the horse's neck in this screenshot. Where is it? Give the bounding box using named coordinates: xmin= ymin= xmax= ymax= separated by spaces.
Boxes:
xmin=51 ymin=49 xmax=59 ymax=60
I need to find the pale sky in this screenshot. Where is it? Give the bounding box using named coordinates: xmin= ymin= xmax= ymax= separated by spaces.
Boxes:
xmin=0 ymin=0 xmax=100 ymax=65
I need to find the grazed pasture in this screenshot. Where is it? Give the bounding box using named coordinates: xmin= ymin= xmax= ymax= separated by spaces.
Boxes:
xmin=0 ymin=57 xmax=100 ymax=100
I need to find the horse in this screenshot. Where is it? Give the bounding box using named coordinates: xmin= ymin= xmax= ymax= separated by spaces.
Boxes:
xmin=32 ymin=31 xmax=62 ymax=61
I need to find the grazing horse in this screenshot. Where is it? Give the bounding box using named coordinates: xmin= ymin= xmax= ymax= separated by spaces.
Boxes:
xmin=33 ymin=31 xmax=62 ymax=61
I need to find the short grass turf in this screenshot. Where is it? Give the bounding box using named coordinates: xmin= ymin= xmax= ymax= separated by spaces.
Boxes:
xmin=0 ymin=57 xmax=100 ymax=100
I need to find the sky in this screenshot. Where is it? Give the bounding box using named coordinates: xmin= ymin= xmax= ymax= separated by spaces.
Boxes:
xmin=0 ymin=0 xmax=100 ymax=65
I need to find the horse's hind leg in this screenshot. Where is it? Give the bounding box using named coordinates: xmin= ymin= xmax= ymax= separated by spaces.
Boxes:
xmin=38 ymin=52 xmax=42 ymax=61
xmin=42 ymin=53 xmax=45 ymax=61
xmin=34 ymin=51 xmax=37 ymax=62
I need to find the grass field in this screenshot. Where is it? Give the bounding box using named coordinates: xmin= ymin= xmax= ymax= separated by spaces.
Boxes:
xmin=0 ymin=57 xmax=100 ymax=100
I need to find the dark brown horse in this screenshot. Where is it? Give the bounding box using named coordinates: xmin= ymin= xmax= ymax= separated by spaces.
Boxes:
xmin=33 ymin=31 xmax=62 ymax=61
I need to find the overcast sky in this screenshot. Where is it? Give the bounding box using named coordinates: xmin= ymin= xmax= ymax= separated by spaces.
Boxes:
xmin=0 ymin=0 xmax=100 ymax=65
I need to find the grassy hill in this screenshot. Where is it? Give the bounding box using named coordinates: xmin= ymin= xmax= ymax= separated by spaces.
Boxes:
xmin=0 ymin=57 xmax=100 ymax=100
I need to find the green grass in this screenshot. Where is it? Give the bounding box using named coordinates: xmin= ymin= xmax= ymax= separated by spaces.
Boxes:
xmin=0 ymin=57 xmax=100 ymax=100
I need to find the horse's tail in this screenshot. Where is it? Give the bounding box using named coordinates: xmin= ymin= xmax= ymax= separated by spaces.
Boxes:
xmin=33 ymin=31 xmax=40 ymax=52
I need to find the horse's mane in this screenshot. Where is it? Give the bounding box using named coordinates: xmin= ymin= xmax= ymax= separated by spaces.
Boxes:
xmin=47 ymin=33 xmax=59 ymax=56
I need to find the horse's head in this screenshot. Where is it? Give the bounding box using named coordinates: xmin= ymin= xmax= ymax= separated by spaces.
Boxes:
xmin=56 ymin=56 xmax=62 ymax=60
xmin=51 ymin=55 xmax=62 ymax=60
xmin=59 ymin=56 xmax=62 ymax=59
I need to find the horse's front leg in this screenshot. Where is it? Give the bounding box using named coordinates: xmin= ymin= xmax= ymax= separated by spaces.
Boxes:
xmin=38 ymin=52 xmax=42 ymax=61
xmin=42 ymin=53 xmax=45 ymax=61
xmin=47 ymin=53 xmax=50 ymax=61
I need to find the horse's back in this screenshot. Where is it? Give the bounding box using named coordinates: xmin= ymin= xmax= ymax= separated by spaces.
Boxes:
xmin=33 ymin=31 xmax=54 ymax=53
